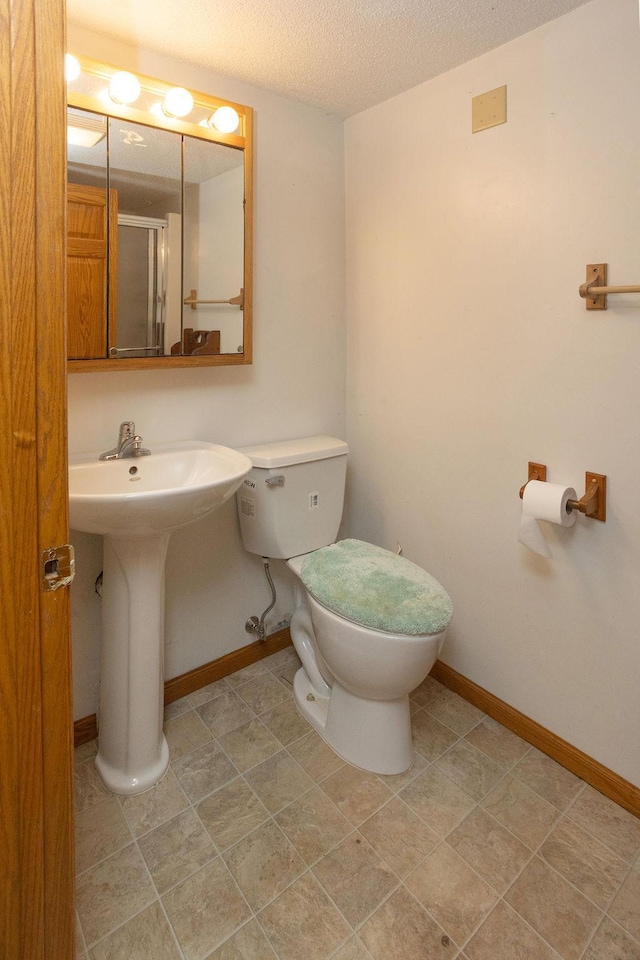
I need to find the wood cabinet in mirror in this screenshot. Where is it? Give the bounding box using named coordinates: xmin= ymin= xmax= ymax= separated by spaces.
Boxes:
xmin=66 ymin=56 xmax=253 ymax=372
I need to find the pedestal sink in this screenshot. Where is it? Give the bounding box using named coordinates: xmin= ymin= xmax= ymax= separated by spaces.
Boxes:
xmin=69 ymin=441 xmax=252 ymax=795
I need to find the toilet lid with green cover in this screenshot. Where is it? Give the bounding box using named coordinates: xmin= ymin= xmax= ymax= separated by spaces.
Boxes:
xmin=300 ymin=539 xmax=453 ymax=636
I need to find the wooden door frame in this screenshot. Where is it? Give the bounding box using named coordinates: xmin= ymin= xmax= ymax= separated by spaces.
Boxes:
xmin=0 ymin=0 xmax=74 ymax=957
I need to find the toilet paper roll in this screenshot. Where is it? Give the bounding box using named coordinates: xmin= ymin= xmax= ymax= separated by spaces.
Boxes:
xmin=518 ymin=480 xmax=577 ymax=557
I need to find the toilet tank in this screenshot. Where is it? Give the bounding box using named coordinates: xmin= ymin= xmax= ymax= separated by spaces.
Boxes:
xmin=236 ymin=436 xmax=348 ymax=559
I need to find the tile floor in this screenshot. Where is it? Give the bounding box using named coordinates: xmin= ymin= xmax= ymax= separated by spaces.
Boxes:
xmin=74 ymin=646 xmax=640 ymax=960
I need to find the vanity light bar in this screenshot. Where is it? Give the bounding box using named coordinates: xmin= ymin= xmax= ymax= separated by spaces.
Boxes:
xmin=66 ymin=53 xmax=248 ymax=147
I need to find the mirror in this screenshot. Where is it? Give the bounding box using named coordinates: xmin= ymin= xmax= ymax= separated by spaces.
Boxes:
xmin=66 ymin=56 xmax=253 ymax=371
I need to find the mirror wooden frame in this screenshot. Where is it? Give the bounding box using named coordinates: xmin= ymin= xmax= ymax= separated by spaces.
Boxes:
xmin=67 ymin=55 xmax=253 ymax=372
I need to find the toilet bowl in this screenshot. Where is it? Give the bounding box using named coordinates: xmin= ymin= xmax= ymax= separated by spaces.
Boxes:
xmin=236 ymin=436 xmax=453 ymax=776
xmin=285 ymin=547 xmax=448 ymax=775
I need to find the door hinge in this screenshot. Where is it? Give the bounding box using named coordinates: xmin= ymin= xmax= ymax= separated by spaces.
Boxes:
xmin=41 ymin=544 xmax=75 ymax=592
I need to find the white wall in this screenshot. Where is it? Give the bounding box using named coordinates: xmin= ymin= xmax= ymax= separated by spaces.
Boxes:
xmin=345 ymin=0 xmax=640 ymax=787
xmin=67 ymin=25 xmax=346 ymax=718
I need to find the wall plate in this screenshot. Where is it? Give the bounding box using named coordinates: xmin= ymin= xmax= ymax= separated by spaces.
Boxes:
xmin=472 ymin=85 xmax=507 ymax=133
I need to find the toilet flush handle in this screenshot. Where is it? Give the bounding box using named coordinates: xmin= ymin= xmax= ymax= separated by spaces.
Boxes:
xmin=265 ymin=475 xmax=285 ymax=486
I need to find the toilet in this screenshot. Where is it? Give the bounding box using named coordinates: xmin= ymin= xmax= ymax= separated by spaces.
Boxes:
xmin=237 ymin=436 xmax=453 ymax=775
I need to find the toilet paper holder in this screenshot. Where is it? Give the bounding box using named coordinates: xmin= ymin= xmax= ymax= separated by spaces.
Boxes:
xmin=519 ymin=462 xmax=606 ymax=522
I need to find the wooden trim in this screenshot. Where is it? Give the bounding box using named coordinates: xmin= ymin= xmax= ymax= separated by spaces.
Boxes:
xmin=164 ymin=626 xmax=292 ymax=704
xmin=68 ymin=351 xmax=252 ymax=373
xmin=75 ymin=628 xmax=294 ymax=743
xmin=431 ymin=660 xmax=640 ymax=819
xmin=1 ymin=0 xmax=73 ymax=956
xmin=35 ymin=0 xmax=74 ymax=953
xmin=74 ymin=714 xmax=99 ymax=748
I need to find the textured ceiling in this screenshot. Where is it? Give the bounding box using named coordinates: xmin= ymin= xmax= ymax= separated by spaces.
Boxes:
xmin=66 ymin=0 xmax=593 ymax=118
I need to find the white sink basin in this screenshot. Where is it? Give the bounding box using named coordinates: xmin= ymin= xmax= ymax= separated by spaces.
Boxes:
xmin=69 ymin=440 xmax=252 ymax=539
xmin=68 ymin=439 xmax=252 ymax=796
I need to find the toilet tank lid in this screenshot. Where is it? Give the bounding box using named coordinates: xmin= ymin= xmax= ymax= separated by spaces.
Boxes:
xmin=301 ymin=539 xmax=453 ymax=636
xmin=237 ymin=435 xmax=348 ymax=468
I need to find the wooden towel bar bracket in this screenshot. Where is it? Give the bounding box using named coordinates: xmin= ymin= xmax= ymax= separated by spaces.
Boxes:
xmin=579 ymin=264 xmax=640 ymax=310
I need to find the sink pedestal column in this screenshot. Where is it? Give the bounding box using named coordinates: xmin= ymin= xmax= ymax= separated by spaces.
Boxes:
xmin=95 ymin=533 xmax=171 ymax=795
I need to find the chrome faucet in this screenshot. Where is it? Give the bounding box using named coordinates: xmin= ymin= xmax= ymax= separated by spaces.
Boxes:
xmin=99 ymin=421 xmax=151 ymax=461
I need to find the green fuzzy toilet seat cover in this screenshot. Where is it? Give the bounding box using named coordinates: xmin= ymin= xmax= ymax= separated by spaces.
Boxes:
xmin=300 ymin=539 xmax=453 ymax=636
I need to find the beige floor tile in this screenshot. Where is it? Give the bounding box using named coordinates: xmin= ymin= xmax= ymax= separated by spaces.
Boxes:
xmin=76 ymin=912 xmax=87 ymax=957
xmin=259 ymin=871 xmax=352 ymax=960
xmin=197 ymin=778 xmax=268 ymax=850
xmin=75 ymin=739 xmax=98 ymax=765
xmin=583 ymin=917 xmax=640 ymax=960
xmin=331 ymin=938 xmax=375 ymax=959
xmin=464 ymin=900 xmax=559 ymax=960
xmin=75 ymin=759 xmax=110 ymax=814
xmin=245 ymin=750 xmax=315 ymax=814
xmin=435 ymin=740 xmax=504 ymax=802
xmin=505 ymin=855 xmax=602 ymax=960
xmin=218 ymin=719 xmax=282 ymax=773
xmin=425 ymin=690 xmax=485 ymax=737
xmin=569 ymin=786 xmax=640 ymax=863
xmin=448 ymin=806 xmax=531 ymax=893
xmin=163 ymin=696 xmax=193 ymax=721
xmin=76 ymin=796 xmax=132 ymax=875
xmin=375 ymin=751 xmax=429 ymax=793
xmin=164 ymin=710 xmax=213 ymax=762
xmin=400 ymin=766 xmax=475 ymax=837
xmin=225 ymin=661 xmax=270 ymax=689
xmin=410 ymin=674 xmax=447 ymax=708
xmin=197 ymin=691 xmax=255 ymax=737
xmin=464 ymin=718 xmax=530 ymax=769
xmin=540 ymin=817 xmax=629 ymax=909
xmin=411 ymin=711 xmax=459 ymax=762
xmin=138 ymin=808 xmax=217 ymax=894
xmin=119 ymin=768 xmax=189 ymax=838
xmin=513 ymin=749 xmax=584 ymax=811
xmin=172 ymin=739 xmax=238 ymax=803
xmin=271 ymin=656 xmax=301 ymax=688
xmin=609 ymin=866 xmax=640 ymax=941
xmin=89 ymin=900 xmax=181 ymax=960
xmin=406 ymin=842 xmax=497 ymax=944
xmin=481 ymin=775 xmax=560 ymax=848
xmin=163 ymin=858 xmax=251 ymax=960
xmin=259 ymin=698 xmax=311 ymax=746
xmin=187 ymin=678 xmax=232 ymax=708
xmin=275 ymin=785 xmax=353 ymax=864
xmin=223 ymin=819 xmax=306 ymax=911
xmin=235 ymin=672 xmax=291 ymax=714
xmin=359 ymin=797 xmax=438 ymax=878
xmin=288 ymin=731 xmax=345 ymax=782
xmin=319 ymin=765 xmax=393 ymax=827
xmin=312 ymin=832 xmax=398 ymax=927
xmin=205 ymin=919 xmax=277 ymax=959
xmin=358 ymin=885 xmax=454 ymax=960
xmin=76 ymin=843 xmax=156 ymax=947
xmin=262 ymin=646 xmax=298 ymax=670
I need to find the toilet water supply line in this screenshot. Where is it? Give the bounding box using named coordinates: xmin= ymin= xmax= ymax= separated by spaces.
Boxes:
xmin=245 ymin=545 xmax=402 ymax=644
xmin=245 ymin=560 xmax=277 ymax=643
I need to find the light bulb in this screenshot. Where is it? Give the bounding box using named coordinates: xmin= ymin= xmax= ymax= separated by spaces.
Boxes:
xmin=109 ymin=71 xmax=141 ymax=105
xmin=209 ymin=106 xmax=239 ymax=134
xmin=65 ymin=54 xmax=80 ymax=83
xmin=162 ymin=87 xmax=193 ymax=118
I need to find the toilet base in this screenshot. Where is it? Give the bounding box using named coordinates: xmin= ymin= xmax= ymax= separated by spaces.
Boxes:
xmin=293 ymin=667 xmax=414 ymax=776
